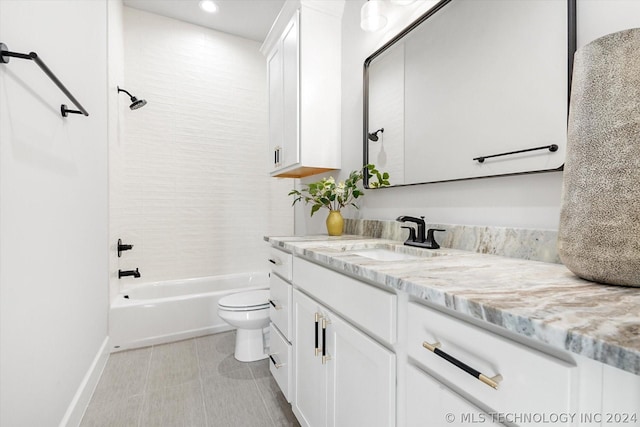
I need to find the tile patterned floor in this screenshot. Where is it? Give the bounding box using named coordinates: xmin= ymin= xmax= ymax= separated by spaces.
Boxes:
xmin=80 ymin=331 xmax=300 ymax=427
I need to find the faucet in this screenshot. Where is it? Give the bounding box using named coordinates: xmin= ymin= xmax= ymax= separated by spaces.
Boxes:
xmin=397 ymin=215 xmax=426 ymax=242
xmin=396 ymin=215 xmax=445 ymax=249
xmin=118 ymin=268 xmax=141 ymax=279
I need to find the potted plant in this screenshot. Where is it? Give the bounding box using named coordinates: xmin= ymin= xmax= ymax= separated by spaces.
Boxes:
xmin=289 ymin=164 xmax=390 ymax=236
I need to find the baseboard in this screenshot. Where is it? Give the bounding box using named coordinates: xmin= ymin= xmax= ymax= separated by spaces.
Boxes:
xmin=58 ymin=336 xmax=110 ymax=427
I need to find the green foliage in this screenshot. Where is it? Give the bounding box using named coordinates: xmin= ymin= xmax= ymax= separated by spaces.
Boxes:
xmin=289 ymin=164 xmax=390 ymax=216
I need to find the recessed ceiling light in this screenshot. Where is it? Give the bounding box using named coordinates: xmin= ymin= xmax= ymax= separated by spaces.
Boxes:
xmin=199 ymin=0 xmax=218 ymax=13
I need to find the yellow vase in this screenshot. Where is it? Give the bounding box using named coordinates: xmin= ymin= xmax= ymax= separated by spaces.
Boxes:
xmin=326 ymin=210 xmax=344 ymax=236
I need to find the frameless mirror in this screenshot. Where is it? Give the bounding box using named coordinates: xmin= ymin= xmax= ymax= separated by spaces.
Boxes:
xmin=364 ymin=0 xmax=576 ymax=187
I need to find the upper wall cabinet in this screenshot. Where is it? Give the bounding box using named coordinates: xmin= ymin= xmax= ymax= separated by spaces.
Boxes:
xmin=261 ymin=0 xmax=344 ymax=178
xmin=364 ymin=0 xmax=576 ymax=186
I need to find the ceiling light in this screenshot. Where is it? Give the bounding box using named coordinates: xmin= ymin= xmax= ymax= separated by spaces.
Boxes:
xmin=390 ymin=0 xmax=416 ymax=5
xmin=361 ymin=0 xmax=387 ymax=32
xmin=199 ymin=0 xmax=218 ymax=13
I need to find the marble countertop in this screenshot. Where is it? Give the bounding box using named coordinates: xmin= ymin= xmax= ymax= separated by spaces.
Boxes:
xmin=265 ymin=235 xmax=640 ymax=376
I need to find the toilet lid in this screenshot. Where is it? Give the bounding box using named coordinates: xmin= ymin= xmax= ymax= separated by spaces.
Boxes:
xmin=218 ymin=289 xmax=270 ymax=310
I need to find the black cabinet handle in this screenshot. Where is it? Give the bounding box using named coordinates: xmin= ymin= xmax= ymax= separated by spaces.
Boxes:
xmin=314 ymin=313 xmax=321 ymax=356
xmin=268 ymin=299 xmax=281 ymax=310
xmin=423 ymin=342 xmax=502 ymax=389
xmin=321 ymin=317 xmax=331 ymax=364
xmin=269 ymin=354 xmax=283 ymax=369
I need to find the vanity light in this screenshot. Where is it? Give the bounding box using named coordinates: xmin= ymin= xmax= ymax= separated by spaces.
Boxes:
xmin=361 ymin=0 xmax=388 ymax=32
xmin=198 ymin=0 xmax=218 ymax=13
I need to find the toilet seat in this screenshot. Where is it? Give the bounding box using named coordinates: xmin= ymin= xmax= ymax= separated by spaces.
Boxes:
xmin=218 ymin=289 xmax=270 ymax=312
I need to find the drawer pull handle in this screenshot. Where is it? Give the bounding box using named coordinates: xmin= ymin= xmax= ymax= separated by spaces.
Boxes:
xmin=268 ymin=299 xmax=282 ymax=310
xmin=268 ymin=258 xmax=281 ymax=265
xmin=269 ymin=354 xmax=284 ymax=369
xmin=422 ymin=341 xmax=503 ymax=390
xmin=314 ymin=313 xmax=321 ymax=356
xmin=321 ymin=317 xmax=331 ymax=365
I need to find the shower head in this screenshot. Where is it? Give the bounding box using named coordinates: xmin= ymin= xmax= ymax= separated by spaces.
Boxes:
xmin=368 ymin=128 xmax=384 ymax=141
xmin=129 ymin=97 xmax=147 ymax=110
xmin=117 ymin=86 xmax=147 ymax=110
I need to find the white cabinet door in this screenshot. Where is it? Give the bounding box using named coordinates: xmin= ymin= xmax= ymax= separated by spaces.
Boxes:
xmin=262 ymin=3 xmax=342 ymax=178
xmin=328 ymin=312 xmax=396 ymax=427
xmin=293 ymin=288 xmax=396 ymax=427
xmin=406 ymin=364 xmax=503 ymax=427
xmin=281 ymin=11 xmax=299 ymax=170
xmin=293 ymin=289 xmax=327 ymax=427
xmin=267 ymin=43 xmax=283 ymax=171
xmin=266 ymin=12 xmax=298 ymax=173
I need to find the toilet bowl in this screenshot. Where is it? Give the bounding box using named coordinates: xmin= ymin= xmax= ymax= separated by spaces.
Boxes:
xmin=217 ymin=289 xmax=270 ymax=362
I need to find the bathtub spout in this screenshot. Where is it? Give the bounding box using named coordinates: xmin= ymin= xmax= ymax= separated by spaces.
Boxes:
xmin=119 ymin=268 xmax=141 ymax=279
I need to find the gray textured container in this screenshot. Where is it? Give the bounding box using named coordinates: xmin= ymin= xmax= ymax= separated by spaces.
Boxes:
xmin=558 ymin=28 xmax=640 ymax=287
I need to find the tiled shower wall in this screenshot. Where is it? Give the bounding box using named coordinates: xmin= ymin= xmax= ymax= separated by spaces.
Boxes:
xmin=110 ymin=7 xmax=292 ymax=291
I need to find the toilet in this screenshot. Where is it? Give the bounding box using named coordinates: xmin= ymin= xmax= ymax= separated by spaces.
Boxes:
xmin=217 ymin=289 xmax=270 ymax=362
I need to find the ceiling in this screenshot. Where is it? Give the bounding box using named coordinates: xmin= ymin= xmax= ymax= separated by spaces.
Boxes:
xmin=123 ymin=0 xmax=286 ymax=42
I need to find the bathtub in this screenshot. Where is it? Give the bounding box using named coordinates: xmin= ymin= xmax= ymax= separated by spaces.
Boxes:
xmin=109 ymin=272 xmax=269 ymax=352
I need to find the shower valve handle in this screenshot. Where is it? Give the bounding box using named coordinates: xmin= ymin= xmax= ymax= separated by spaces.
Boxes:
xmin=117 ymin=239 xmax=134 ymax=257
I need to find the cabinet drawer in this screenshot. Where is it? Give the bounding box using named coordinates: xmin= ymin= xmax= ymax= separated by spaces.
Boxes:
xmin=408 ymin=302 xmax=575 ymax=424
xmin=406 ymin=364 xmax=502 ymax=427
xmin=293 ymin=257 xmax=396 ymax=344
xmin=268 ymin=246 xmax=292 ymax=281
xmin=269 ymin=322 xmax=292 ymax=402
xmin=269 ymin=274 xmax=292 ymax=341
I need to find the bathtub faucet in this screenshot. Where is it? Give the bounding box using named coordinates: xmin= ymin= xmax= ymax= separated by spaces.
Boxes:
xmin=119 ymin=268 xmax=141 ymax=279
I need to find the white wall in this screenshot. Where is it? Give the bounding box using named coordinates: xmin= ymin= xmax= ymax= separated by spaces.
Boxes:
xmin=0 ymin=1 xmax=109 ymax=425
xmin=108 ymin=0 xmax=125 ymax=302
xmin=295 ymin=0 xmax=640 ymax=234
xmin=112 ymin=7 xmax=292 ymax=290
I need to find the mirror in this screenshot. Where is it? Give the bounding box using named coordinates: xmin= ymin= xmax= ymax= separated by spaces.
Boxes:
xmin=364 ymin=0 xmax=576 ymax=187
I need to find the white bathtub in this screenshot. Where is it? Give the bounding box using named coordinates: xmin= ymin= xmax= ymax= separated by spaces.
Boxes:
xmin=109 ymin=272 xmax=269 ymax=352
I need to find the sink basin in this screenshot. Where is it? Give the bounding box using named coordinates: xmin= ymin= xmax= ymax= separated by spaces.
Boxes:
xmin=350 ymin=248 xmax=421 ymax=262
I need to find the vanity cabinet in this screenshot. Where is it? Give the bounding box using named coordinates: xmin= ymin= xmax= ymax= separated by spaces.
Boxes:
xmin=266 ymin=239 xmax=640 ymax=427
xmin=261 ymin=1 xmax=343 ymax=178
xmin=293 ymin=289 xmax=396 ymax=427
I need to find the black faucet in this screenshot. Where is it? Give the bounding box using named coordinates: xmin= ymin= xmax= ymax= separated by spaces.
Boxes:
xmin=118 ymin=268 xmax=141 ymax=279
xmin=396 ymin=215 xmax=445 ymax=249
xmin=397 ymin=215 xmax=426 ymax=241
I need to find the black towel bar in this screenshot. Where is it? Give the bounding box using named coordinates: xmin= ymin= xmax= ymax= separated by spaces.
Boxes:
xmin=0 ymin=42 xmax=89 ymax=117
xmin=474 ymin=144 xmax=558 ymax=163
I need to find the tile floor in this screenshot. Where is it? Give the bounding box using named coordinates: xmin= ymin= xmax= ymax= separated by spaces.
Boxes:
xmin=80 ymin=331 xmax=300 ymax=427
